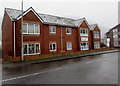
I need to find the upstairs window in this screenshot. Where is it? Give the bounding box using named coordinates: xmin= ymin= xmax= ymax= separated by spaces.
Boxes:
xmin=22 ymin=23 xmax=40 ymax=34
xmin=113 ymin=29 xmax=118 ymax=32
xmin=94 ymin=32 xmax=99 ymax=38
xmin=23 ymin=23 xmax=27 ymax=33
xmin=80 ymin=29 xmax=88 ymax=36
xmin=66 ymin=28 xmax=72 ymax=34
xmin=49 ymin=26 xmax=56 ymax=34
xmin=28 ymin=23 xmax=34 ymax=33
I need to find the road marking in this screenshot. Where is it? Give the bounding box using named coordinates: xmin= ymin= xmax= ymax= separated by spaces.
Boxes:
xmin=0 ymin=66 xmax=68 ymax=83
xmin=85 ymin=58 xmax=107 ymax=64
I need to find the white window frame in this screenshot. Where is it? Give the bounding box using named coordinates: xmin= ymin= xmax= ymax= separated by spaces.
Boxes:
xmin=80 ymin=29 xmax=88 ymax=36
xmin=113 ymin=29 xmax=118 ymax=32
xmin=80 ymin=42 xmax=89 ymax=50
xmin=66 ymin=28 xmax=72 ymax=34
xmin=113 ymin=35 xmax=118 ymax=38
xmin=81 ymin=37 xmax=88 ymax=41
xmin=23 ymin=43 xmax=40 ymax=56
xmin=67 ymin=42 xmax=72 ymax=50
xmin=94 ymin=42 xmax=100 ymax=49
xmin=22 ymin=23 xmax=40 ymax=35
xmin=49 ymin=26 xmax=56 ymax=34
xmin=49 ymin=42 xmax=57 ymax=51
xmin=94 ymin=31 xmax=100 ymax=38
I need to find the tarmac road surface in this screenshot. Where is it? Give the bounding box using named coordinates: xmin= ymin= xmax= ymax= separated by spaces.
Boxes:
xmin=2 ymin=52 xmax=119 ymax=84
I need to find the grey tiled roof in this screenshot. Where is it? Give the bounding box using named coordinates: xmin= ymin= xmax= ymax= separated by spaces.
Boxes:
xmin=5 ymin=7 xmax=85 ymax=27
xmin=89 ymin=24 xmax=98 ymax=30
xmin=5 ymin=8 xmax=22 ymax=20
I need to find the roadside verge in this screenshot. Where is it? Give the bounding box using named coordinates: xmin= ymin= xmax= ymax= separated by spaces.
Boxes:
xmin=2 ymin=49 xmax=119 ymax=68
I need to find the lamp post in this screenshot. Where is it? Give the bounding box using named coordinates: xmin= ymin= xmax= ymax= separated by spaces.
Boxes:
xmin=21 ymin=0 xmax=24 ymax=61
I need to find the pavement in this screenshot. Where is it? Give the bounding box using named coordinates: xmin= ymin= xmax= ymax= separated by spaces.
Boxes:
xmin=2 ymin=51 xmax=119 ymax=84
xmin=2 ymin=49 xmax=119 ymax=68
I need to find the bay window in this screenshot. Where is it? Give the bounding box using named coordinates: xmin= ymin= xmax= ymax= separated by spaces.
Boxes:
xmin=22 ymin=23 xmax=40 ymax=34
xmin=23 ymin=43 xmax=40 ymax=55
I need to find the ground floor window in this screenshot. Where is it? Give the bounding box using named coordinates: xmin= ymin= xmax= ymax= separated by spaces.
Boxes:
xmin=49 ymin=42 xmax=57 ymax=51
xmin=67 ymin=42 xmax=72 ymax=50
xmin=23 ymin=43 xmax=40 ymax=55
xmin=80 ymin=42 xmax=89 ymax=50
xmin=94 ymin=42 xmax=100 ymax=49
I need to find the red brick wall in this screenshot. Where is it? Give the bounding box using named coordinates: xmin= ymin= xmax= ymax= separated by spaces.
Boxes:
xmin=42 ymin=25 xmax=78 ymax=54
xmin=2 ymin=11 xmax=14 ymax=57
xmin=2 ymin=10 xmax=101 ymax=59
xmin=78 ymin=20 xmax=91 ymax=50
xmin=93 ymin=26 xmax=101 ymax=42
xmin=109 ymin=30 xmax=114 ymax=48
xmin=92 ymin=26 xmax=101 ymax=49
xmin=15 ymin=10 xmax=43 ymax=56
xmin=89 ymin=30 xmax=94 ymax=50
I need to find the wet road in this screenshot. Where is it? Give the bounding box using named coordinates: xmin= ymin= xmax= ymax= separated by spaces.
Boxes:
xmin=2 ymin=52 xmax=118 ymax=84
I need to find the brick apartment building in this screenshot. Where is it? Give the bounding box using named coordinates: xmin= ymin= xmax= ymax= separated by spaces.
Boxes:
xmin=106 ymin=24 xmax=120 ymax=48
xmin=2 ymin=7 xmax=101 ymax=60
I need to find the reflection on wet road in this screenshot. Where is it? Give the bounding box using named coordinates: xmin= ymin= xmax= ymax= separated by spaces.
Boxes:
xmin=2 ymin=52 xmax=119 ymax=84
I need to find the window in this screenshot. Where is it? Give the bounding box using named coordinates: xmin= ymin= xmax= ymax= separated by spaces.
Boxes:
xmin=28 ymin=44 xmax=35 ymax=54
xmin=113 ymin=35 xmax=118 ymax=38
xmin=36 ymin=44 xmax=40 ymax=53
xmin=113 ymin=29 xmax=118 ymax=32
xmin=80 ymin=29 xmax=88 ymax=36
xmin=23 ymin=23 xmax=27 ymax=33
xmin=67 ymin=42 xmax=72 ymax=50
xmin=23 ymin=44 xmax=27 ymax=54
xmin=35 ymin=24 xmax=40 ymax=34
xmin=23 ymin=43 xmax=40 ymax=55
xmin=94 ymin=32 xmax=99 ymax=38
xmin=94 ymin=42 xmax=100 ymax=49
xmin=81 ymin=37 xmax=88 ymax=41
xmin=49 ymin=42 xmax=57 ymax=51
xmin=114 ymin=41 xmax=118 ymax=46
xmin=49 ymin=26 xmax=56 ymax=34
xmin=66 ymin=28 xmax=72 ymax=34
xmin=28 ymin=23 xmax=34 ymax=33
xmin=80 ymin=42 xmax=89 ymax=50
xmin=22 ymin=23 xmax=40 ymax=34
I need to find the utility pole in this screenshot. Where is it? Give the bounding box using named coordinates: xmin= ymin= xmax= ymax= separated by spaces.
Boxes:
xmin=21 ymin=0 xmax=24 ymax=61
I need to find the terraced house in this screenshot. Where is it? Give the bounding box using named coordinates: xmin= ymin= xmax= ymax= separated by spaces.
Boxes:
xmin=2 ymin=7 xmax=101 ymax=60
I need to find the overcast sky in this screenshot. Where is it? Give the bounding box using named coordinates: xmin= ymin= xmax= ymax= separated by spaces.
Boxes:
xmin=0 ymin=0 xmax=119 ymax=39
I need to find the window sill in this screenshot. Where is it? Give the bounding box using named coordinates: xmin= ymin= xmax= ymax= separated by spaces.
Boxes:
xmin=67 ymin=49 xmax=72 ymax=50
xmin=23 ymin=53 xmax=40 ymax=56
xmin=23 ymin=33 xmax=40 ymax=35
xmin=80 ymin=34 xmax=88 ymax=36
xmin=49 ymin=33 xmax=56 ymax=34
xmin=66 ymin=33 xmax=72 ymax=35
xmin=50 ymin=50 xmax=57 ymax=52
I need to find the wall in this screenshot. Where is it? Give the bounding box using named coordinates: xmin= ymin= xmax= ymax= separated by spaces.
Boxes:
xmin=15 ymin=10 xmax=43 ymax=57
xmin=2 ymin=11 xmax=14 ymax=57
